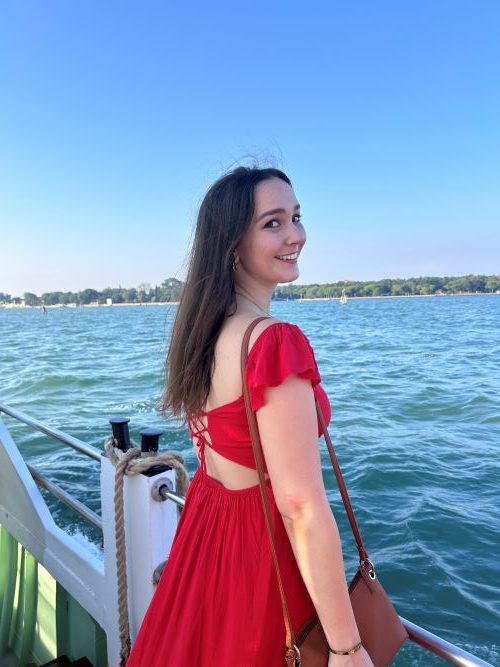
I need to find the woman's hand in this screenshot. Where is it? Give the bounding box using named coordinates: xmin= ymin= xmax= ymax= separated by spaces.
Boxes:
xmin=328 ymin=646 xmax=375 ymax=667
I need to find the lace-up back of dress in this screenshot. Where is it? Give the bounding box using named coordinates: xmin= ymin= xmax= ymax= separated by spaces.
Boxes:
xmin=186 ymin=319 xmax=332 ymax=491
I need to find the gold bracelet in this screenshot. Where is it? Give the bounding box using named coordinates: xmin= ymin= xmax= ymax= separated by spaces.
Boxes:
xmin=328 ymin=640 xmax=363 ymax=655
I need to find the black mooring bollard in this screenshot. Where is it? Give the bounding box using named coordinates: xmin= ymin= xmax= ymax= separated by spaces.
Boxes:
xmin=109 ymin=417 xmax=131 ymax=452
xmin=140 ymin=427 xmax=164 ymax=455
xmin=140 ymin=427 xmax=170 ymax=476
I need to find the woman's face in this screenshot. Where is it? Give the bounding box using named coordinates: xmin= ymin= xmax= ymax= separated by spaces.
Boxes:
xmin=235 ymin=177 xmax=306 ymax=287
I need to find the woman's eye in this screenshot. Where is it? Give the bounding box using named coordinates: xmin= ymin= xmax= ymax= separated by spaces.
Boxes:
xmin=264 ymin=214 xmax=302 ymax=228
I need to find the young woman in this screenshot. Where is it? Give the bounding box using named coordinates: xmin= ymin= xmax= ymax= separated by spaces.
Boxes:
xmin=126 ymin=167 xmax=374 ymax=666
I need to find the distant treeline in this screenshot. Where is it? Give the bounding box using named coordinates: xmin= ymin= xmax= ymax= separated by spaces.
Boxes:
xmin=0 ymin=279 xmax=184 ymax=306
xmin=1 ymin=274 xmax=499 ymax=306
xmin=275 ymin=274 xmax=500 ymax=299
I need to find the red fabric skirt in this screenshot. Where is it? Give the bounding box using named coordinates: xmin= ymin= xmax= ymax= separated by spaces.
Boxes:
xmin=126 ymin=466 xmax=316 ymax=666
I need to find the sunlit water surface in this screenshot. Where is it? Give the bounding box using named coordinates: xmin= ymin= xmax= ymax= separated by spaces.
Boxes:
xmin=1 ymin=295 xmax=499 ymax=665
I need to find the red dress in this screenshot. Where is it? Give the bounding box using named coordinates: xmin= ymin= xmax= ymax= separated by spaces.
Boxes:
xmin=126 ymin=322 xmax=331 ymax=667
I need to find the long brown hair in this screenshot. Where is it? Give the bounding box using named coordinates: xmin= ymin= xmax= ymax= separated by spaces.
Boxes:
xmin=161 ymin=166 xmax=291 ymax=422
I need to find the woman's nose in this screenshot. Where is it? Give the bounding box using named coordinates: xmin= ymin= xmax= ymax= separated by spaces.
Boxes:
xmin=285 ymin=221 xmax=306 ymax=246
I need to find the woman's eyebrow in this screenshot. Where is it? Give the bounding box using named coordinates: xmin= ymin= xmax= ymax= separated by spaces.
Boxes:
xmin=256 ymin=204 xmax=301 ymax=222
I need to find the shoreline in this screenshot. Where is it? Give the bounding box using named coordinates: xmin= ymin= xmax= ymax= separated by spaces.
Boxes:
xmin=296 ymin=292 xmax=500 ymax=301
xmin=0 ymin=301 xmax=180 ymax=309
xmin=1 ymin=292 xmax=499 ymax=309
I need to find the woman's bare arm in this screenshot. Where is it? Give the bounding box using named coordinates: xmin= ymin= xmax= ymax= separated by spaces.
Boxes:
xmin=256 ymin=374 xmax=362 ymax=652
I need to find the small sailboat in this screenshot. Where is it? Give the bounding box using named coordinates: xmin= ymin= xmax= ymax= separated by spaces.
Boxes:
xmin=340 ymin=289 xmax=348 ymax=305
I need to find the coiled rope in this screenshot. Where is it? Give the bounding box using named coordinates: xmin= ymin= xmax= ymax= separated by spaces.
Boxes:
xmin=104 ymin=436 xmax=190 ymax=666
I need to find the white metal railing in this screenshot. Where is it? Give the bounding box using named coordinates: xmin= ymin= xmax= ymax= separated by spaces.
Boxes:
xmin=400 ymin=615 xmax=494 ymax=666
xmin=0 ymin=414 xmax=107 ymax=629
xmin=0 ymin=401 xmax=101 ymax=461
xmin=27 ymin=463 xmax=103 ymax=531
xmin=0 ymin=405 xmax=180 ymax=666
xmin=0 ymin=401 xmax=186 ymax=511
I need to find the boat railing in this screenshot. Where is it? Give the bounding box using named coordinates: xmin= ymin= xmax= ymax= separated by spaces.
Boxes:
xmin=26 ymin=461 xmax=103 ymax=532
xmin=0 ymin=402 xmax=182 ymax=666
xmin=0 ymin=401 xmax=494 ymax=667
xmin=0 ymin=401 xmax=186 ymax=514
xmin=400 ymin=616 xmax=493 ymax=666
xmin=0 ymin=401 xmax=101 ymax=461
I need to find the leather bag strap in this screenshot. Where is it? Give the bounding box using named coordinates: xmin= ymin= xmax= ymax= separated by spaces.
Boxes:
xmin=315 ymin=405 xmax=369 ymax=563
xmin=241 ymin=317 xmax=372 ymax=656
xmin=240 ymin=316 xmax=298 ymax=660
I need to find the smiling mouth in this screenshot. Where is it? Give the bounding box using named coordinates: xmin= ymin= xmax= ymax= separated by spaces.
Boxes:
xmin=275 ymin=251 xmax=299 ymax=262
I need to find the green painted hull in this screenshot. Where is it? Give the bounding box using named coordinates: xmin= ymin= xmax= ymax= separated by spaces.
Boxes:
xmin=0 ymin=525 xmax=107 ymax=667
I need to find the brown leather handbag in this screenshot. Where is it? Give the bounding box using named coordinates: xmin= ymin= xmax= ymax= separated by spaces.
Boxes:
xmin=241 ymin=318 xmax=409 ymax=667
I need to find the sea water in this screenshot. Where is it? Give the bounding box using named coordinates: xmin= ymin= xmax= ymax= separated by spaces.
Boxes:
xmin=1 ymin=295 xmax=499 ymax=665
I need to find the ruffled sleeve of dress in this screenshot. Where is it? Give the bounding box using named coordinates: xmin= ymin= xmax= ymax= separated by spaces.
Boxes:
xmin=245 ymin=322 xmax=322 ymax=412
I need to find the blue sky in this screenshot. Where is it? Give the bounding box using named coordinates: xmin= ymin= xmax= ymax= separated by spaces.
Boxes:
xmin=1 ymin=1 xmax=499 ymax=296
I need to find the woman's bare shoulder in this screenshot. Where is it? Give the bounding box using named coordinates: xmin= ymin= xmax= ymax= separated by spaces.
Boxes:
xmin=217 ymin=314 xmax=283 ymax=355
